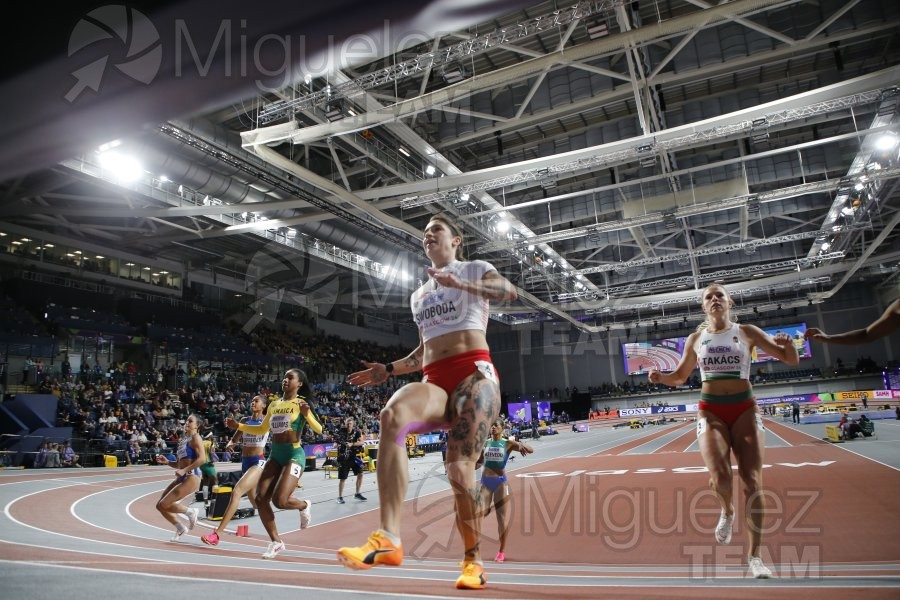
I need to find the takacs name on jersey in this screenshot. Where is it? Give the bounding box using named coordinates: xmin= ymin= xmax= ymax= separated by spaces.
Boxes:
xmin=515 ymin=461 xmax=835 ymax=477
xmin=701 ymin=355 xmax=742 ymax=365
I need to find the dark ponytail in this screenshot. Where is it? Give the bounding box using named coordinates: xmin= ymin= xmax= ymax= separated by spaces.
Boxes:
xmin=287 ymin=368 xmax=316 ymax=409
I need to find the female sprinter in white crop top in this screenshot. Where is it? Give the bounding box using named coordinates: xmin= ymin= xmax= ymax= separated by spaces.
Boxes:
xmin=648 ymin=283 xmax=798 ymax=578
xmin=339 ymin=214 xmax=517 ymax=591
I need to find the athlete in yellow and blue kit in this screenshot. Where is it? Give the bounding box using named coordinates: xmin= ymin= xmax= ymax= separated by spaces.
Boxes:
xmin=225 ymin=368 xmax=322 ymax=559
xmin=201 ymin=394 xmax=269 ymax=547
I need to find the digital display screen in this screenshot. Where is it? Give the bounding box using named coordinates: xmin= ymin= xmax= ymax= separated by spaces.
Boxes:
xmin=753 ymin=323 xmax=813 ymax=362
xmin=622 ymin=336 xmax=686 ymax=375
xmin=536 ymin=401 xmax=551 ymax=421
xmin=507 ymin=402 xmax=532 ymax=423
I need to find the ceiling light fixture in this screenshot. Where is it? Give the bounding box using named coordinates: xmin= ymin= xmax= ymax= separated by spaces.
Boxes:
xmin=874 ymin=131 xmax=898 ymax=152
xmin=441 ymin=62 xmax=467 ymax=84
xmin=587 ymin=20 xmax=609 ymax=39
xmin=324 ymin=102 xmax=344 ymax=122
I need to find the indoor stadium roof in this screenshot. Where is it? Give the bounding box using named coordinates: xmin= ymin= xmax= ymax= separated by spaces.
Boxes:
xmin=1 ymin=0 xmax=898 ymax=331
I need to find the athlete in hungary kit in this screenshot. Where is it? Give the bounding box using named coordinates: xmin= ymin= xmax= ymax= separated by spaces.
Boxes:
xmin=341 ymin=214 xmax=517 ymax=590
xmin=477 ymin=419 xmax=533 ymax=563
xmin=201 ymin=394 xmax=269 ymax=547
xmin=225 ymin=370 xmax=322 ymax=559
xmin=648 ymin=284 xmax=798 ymax=579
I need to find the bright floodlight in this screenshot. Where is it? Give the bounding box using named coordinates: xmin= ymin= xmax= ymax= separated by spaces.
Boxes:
xmin=496 ymin=220 xmax=511 ymax=233
xmin=98 ymin=151 xmax=142 ymax=181
xmin=875 ymin=132 xmax=898 ymax=152
xmin=425 ymin=164 xmax=436 ymax=176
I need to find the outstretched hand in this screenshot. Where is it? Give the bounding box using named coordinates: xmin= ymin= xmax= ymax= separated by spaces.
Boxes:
xmin=427 ymin=267 xmax=464 ymax=289
xmin=804 ymin=327 xmax=827 ymax=342
xmin=348 ymin=360 xmax=389 ymax=387
xmin=647 ymin=369 xmax=662 ymax=384
xmin=224 ymin=417 xmax=239 ymax=430
xmin=772 ymin=331 xmax=793 ymax=345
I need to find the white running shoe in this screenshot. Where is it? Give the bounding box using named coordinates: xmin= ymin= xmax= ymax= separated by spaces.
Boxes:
xmin=170 ymin=523 xmax=188 ymax=542
xmin=262 ymin=540 xmax=285 ymax=559
xmin=715 ymin=510 xmax=734 ymax=544
xmin=299 ymin=500 xmax=312 ymax=530
xmin=185 ymin=507 xmax=199 ymax=530
xmin=748 ymin=556 xmax=773 ymax=578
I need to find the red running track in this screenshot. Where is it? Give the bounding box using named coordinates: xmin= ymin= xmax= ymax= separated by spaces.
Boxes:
xmin=2 ymin=418 xmax=898 ymax=598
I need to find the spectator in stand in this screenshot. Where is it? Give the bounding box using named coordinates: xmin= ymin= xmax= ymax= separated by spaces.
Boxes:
xmin=61 ymin=354 xmax=71 ymax=382
xmin=648 ymin=283 xmax=798 ymax=579
xmin=23 ymin=356 xmax=34 ymax=385
xmin=35 ymin=358 xmax=45 ymax=384
xmin=805 ymin=299 xmax=899 ymax=345
xmin=126 ymin=439 xmax=141 ymax=465
xmin=45 ymin=442 xmax=61 ymax=468
xmin=334 ymin=416 xmax=367 ymax=504
xmin=33 ymin=442 xmax=49 ymax=468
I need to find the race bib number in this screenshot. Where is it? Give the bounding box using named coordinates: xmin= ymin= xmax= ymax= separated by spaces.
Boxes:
xmin=484 ymin=446 xmax=505 ymax=463
xmin=474 ymin=360 xmax=499 ymax=385
xmin=696 ymin=417 xmax=707 ymax=438
xmin=289 ymin=462 xmax=303 ymax=478
xmin=269 ymin=414 xmax=290 ymax=434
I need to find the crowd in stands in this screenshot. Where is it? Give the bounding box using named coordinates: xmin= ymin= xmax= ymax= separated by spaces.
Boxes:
xmin=587 ymin=377 xmax=702 ymax=397
xmin=31 ymin=440 xmax=81 ymax=468
xmin=3 ymin=278 xmax=897 ymax=470
xmin=0 ymin=294 xmax=43 ymax=337
xmin=42 ymin=375 xmax=395 ymax=466
xmin=24 ymin=327 xmax=416 ymax=466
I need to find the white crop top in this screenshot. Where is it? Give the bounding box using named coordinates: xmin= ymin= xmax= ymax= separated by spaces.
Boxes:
xmin=411 ymin=260 xmax=495 ymax=343
xmin=694 ymin=322 xmax=752 ymax=381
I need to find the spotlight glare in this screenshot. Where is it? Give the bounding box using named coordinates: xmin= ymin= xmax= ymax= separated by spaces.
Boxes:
xmin=874 ymin=132 xmax=899 ymax=152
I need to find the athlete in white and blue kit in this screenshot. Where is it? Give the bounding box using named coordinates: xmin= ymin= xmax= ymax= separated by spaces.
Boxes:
xmin=155 ymin=414 xmax=205 ymax=541
xmin=477 ymin=419 xmax=533 ymax=563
